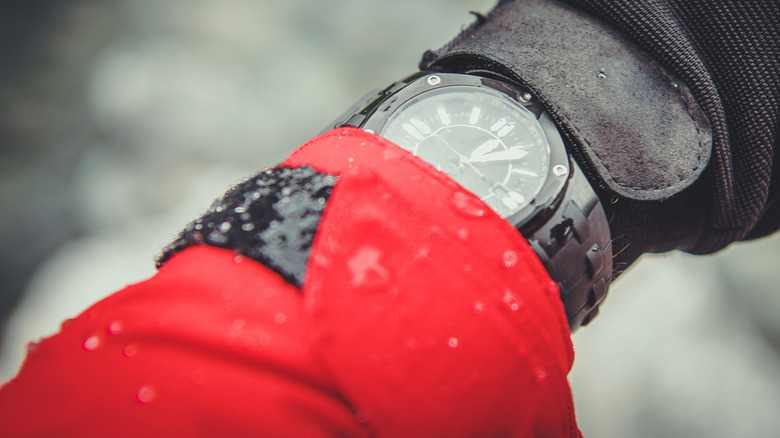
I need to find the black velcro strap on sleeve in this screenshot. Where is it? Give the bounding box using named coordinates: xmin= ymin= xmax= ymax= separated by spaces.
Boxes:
xmin=156 ymin=166 xmax=337 ymax=288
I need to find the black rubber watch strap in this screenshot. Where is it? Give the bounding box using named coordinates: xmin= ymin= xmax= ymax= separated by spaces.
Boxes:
xmin=524 ymin=159 xmax=612 ymax=330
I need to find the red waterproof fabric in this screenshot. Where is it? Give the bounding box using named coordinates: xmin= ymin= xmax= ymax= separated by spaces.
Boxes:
xmin=0 ymin=128 xmax=580 ymax=437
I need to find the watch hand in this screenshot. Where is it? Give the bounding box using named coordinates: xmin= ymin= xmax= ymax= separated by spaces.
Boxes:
xmin=469 ymin=139 xmax=501 ymax=160
xmin=434 ymin=133 xmax=485 ymax=178
xmin=470 ymin=147 xmax=529 ymax=163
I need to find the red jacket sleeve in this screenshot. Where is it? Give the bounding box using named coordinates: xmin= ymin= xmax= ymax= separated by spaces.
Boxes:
xmin=0 ymin=128 xmax=581 ymax=437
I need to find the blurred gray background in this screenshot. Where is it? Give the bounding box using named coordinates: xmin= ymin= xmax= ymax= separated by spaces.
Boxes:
xmin=1 ymin=1 xmax=778 ymax=437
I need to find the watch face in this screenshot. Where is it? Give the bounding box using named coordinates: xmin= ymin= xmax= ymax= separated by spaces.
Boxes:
xmin=380 ymin=85 xmax=550 ymax=219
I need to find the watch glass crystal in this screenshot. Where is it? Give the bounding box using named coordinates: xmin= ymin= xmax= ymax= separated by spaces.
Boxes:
xmin=380 ymin=85 xmax=550 ymax=219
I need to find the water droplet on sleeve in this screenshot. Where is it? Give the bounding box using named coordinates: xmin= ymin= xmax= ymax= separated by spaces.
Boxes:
xmin=502 ymin=249 xmax=519 ymax=268
xmin=273 ymin=313 xmax=288 ymax=325
xmin=447 ymin=337 xmax=460 ymax=348
xmin=136 ymin=385 xmax=157 ymax=404
xmin=207 ymin=230 xmax=229 ymax=245
xmin=107 ymin=320 xmax=123 ymax=335
xmin=312 ymin=252 xmax=330 ymax=268
xmin=122 ymin=343 xmax=139 ymax=357
xmin=258 ymin=333 xmax=271 ymax=346
xmin=82 ymin=335 xmax=102 ymax=351
xmin=502 ymin=290 xmax=524 ymax=312
xmin=348 ymin=246 xmax=390 ymax=288
xmin=451 ymin=192 xmax=486 ymax=217
xmin=534 ymin=366 xmax=549 ymax=383
xmin=414 ymin=245 xmax=430 ymax=259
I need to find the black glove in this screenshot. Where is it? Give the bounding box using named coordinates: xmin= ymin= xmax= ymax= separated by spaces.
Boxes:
xmin=420 ymin=0 xmax=780 ymax=276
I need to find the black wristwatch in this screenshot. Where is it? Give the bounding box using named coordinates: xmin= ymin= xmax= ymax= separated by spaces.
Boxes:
xmin=328 ymin=72 xmax=612 ymax=331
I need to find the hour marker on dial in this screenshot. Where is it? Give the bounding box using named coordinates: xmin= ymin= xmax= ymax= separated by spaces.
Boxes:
xmin=508 ymin=191 xmax=525 ymax=203
xmin=437 ymin=107 xmax=451 ymax=125
xmin=502 ymin=197 xmax=519 ymax=209
xmin=491 ymin=118 xmax=508 ymax=132
xmin=469 ymin=107 xmax=481 ymax=124
xmin=403 ymin=123 xmax=423 ymax=140
xmin=410 ymin=119 xmax=432 ymax=135
xmin=501 ymin=192 xmax=525 ymax=209
xmin=497 ymin=123 xmax=516 ymax=138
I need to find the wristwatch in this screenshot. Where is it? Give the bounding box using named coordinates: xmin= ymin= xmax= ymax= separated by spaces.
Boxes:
xmin=328 ymin=72 xmax=612 ymax=331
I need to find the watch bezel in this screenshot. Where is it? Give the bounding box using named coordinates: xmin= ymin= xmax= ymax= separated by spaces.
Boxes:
xmin=353 ymin=72 xmax=570 ymax=231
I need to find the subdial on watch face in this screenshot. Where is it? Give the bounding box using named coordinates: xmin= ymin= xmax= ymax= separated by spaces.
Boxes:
xmin=380 ymin=85 xmax=550 ymax=219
